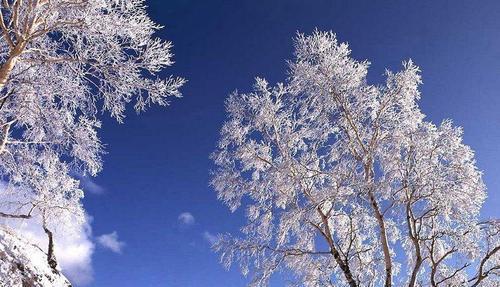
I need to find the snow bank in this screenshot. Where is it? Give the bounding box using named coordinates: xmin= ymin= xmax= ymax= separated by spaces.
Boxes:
xmin=0 ymin=227 xmax=71 ymax=286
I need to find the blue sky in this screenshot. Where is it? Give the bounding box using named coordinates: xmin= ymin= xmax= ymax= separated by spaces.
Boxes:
xmin=82 ymin=1 xmax=500 ymax=286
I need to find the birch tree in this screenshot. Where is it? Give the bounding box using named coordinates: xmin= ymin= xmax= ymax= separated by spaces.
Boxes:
xmin=0 ymin=0 xmax=184 ymax=274
xmin=212 ymin=31 xmax=499 ymax=287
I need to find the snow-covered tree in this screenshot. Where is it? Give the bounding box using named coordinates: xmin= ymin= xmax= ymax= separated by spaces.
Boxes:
xmin=212 ymin=30 xmax=499 ymax=286
xmin=0 ymin=0 xmax=184 ymax=277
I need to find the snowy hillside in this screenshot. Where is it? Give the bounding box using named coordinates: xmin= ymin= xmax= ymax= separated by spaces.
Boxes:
xmin=0 ymin=227 xmax=71 ymax=287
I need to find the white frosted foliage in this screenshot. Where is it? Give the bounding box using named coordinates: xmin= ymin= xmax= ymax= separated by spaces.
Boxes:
xmin=0 ymin=0 xmax=183 ymax=283
xmin=212 ymin=31 xmax=499 ymax=287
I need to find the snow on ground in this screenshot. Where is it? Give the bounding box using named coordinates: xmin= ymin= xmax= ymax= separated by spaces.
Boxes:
xmin=0 ymin=227 xmax=70 ymax=286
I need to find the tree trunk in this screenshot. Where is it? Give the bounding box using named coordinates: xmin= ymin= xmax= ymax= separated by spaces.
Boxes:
xmin=365 ymin=164 xmax=392 ymax=287
xmin=42 ymin=221 xmax=58 ymax=271
xmin=317 ymin=207 xmax=358 ymax=287
xmin=0 ymin=41 xmax=26 ymax=91
xmin=408 ymin=246 xmax=423 ymax=286
xmin=0 ymin=122 xmax=11 ymax=154
xmin=0 ymin=42 xmax=26 ymax=154
xmin=407 ymin=202 xmax=423 ymax=287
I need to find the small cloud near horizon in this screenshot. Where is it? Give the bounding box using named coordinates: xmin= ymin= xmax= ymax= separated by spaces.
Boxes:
xmin=178 ymin=212 xmax=195 ymax=226
xmin=202 ymin=231 xmax=217 ymax=245
xmin=76 ymin=173 xmax=105 ymax=195
xmin=96 ymin=231 xmax=125 ymax=254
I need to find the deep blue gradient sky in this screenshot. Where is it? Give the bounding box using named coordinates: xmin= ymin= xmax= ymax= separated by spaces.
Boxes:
xmin=83 ymin=1 xmax=500 ymax=286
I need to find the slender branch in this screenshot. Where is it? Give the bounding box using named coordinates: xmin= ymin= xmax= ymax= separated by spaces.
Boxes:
xmin=470 ymin=245 xmax=500 ymax=287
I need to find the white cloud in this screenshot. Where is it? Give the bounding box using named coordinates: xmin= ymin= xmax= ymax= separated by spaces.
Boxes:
xmin=178 ymin=212 xmax=195 ymax=226
xmin=77 ymin=174 xmax=105 ymax=195
xmin=202 ymin=231 xmax=218 ymax=245
xmin=3 ymin=215 xmax=95 ymax=286
xmin=56 ymin=225 xmax=95 ymax=285
xmin=96 ymin=231 xmax=125 ymax=254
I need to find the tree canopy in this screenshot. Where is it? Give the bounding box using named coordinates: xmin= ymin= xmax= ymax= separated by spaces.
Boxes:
xmin=0 ymin=0 xmax=183 ymax=273
xmin=212 ymin=31 xmax=499 ymax=287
